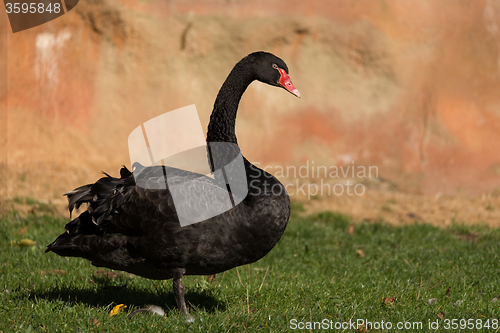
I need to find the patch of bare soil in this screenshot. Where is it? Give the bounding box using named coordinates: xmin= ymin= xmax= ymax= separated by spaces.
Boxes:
xmin=296 ymin=185 xmax=500 ymax=227
xmin=3 ymin=180 xmax=499 ymax=228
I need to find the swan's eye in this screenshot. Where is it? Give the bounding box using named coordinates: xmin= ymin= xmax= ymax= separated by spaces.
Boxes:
xmin=272 ymin=64 xmax=278 ymax=69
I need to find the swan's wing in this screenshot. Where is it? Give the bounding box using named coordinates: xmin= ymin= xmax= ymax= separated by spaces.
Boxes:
xmin=64 ymin=164 xmax=239 ymax=236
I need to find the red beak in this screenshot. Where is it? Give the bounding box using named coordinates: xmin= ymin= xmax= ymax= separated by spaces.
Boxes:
xmin=277 ymin=68 xmax=301 ymax=98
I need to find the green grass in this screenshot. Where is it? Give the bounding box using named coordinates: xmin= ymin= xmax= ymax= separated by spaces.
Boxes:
xmin=1 ymin=204 xmax=500 ymax=332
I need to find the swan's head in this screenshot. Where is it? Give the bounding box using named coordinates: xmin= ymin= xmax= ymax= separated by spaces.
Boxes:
xmin=248 ymin=52 xmax=301 ymax=98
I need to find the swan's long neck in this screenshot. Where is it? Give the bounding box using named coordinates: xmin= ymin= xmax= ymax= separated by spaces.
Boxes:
xmin=207 ymin=61 xmax=254 ymax=144
xmin=205 ymin=58 xmax=285 ymax=196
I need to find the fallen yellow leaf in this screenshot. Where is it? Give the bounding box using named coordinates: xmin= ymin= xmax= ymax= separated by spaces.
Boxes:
xmin=11 ymin=239 xmax=36 ymax=247
xmin=110 ymin=304 xmax=127 ymax=317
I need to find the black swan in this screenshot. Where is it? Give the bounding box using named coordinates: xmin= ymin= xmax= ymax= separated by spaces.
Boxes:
xmin=46 ymin=51 xmax=300 ymax=320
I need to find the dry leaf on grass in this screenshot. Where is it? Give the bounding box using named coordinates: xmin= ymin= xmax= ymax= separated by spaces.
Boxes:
xmin=40 ymin=269 xmax=67 ymax=276
xmin=347 ymin=225 xmax=355 ymax=235
xmin=17 ymin=227 xmax=27 ymax=235
xmin=382 ymin=297 xmax=396 ymax=306
xmin=356 ymin=323 xmax=367 ymax=332
xmin=110 ymin=304 xmax=127 ymax=317
xmin=437 ymin=311 xmax=445 ymax=320
xmin=428 ymin=298 xmax=437 ymax=305
xmin=94 ymin=270 xmax=124 ymax=279
xmin=356 ymin=249 xmax=365 ymax=257
xmin=90 ymin=319 xmax=101 ymax=327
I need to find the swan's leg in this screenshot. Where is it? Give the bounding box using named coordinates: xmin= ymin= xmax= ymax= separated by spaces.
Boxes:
xmin=173 ymin=277 xmax=188 ymax=313
xmin=173 ymin=277 xmax=194 ymax=323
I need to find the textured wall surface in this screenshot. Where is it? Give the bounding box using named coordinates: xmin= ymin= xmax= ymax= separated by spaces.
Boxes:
xmin=2 ymin=0 xmax=500 ymax=200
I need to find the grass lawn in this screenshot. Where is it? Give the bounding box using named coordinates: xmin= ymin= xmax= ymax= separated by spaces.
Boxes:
xmin=1 ymin=201 xmax=500 ymax=332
